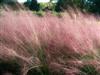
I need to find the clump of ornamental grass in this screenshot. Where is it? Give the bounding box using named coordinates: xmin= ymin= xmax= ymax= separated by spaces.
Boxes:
xmin=0 ymin=9 xmax=100 ymax=75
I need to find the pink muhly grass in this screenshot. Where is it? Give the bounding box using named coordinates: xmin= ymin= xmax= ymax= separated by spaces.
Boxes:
xmin=0 ymin=10 xmax=100 ymax=75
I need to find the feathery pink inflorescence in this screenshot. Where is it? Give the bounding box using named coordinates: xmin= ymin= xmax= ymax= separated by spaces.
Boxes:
xmin=0 ymin=10 xmax=100 ymax=75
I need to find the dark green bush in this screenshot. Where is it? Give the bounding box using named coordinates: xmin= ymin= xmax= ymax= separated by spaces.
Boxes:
xmin=80 ymin=65 xmax=100 ymax=75
xmin=24 ymin=0 xmax=40 ymax=11
xmin=27 ymin=66 xmax=50 ymax=75
xmin=0 ymin=60 xmax=21 ymax=75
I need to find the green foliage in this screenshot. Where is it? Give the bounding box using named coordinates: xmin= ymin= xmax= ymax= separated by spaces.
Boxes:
xmin=27 ymin=66 xmax=50 ymax=75
xmin=29 ymin=0 xmax=40 ymax=11
xmin=55 ymin=0 xmax=85 ymax=12
xmin=39 ymin=2 xmax=56 ymax=11
xmin=35 ymin=10 xmax=45 ymax=17
xmin=35 ymin=48 xmax=50 ymax=75
xmin=0 ymin=0 xmax=1 ymax=3
xmin=55 ymin=0 xmax=71 ymax=11
xmin=85 ymin=0 xmax=100 ymax=14
xmin=55 ymin=0 xmax=100 ymax=14
xmin=52 ymin=11 xmax=62 ymax=17
xmin=24 ymin=0 xmax=40 ymax=11
xmin=80 ymin=54 xmax=95 ymax=61
xmin=0 ymin=60 xmax=21 ymax=75
xmin=47 ymin=1 xmax=56 ymax=11
xmin=27 ymin=67 xmax=43 ymax=75
xmin=80 ymin=65 xmax=100 ymax=75
xmin=39 ymin=3 xmax=48 ymax=10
